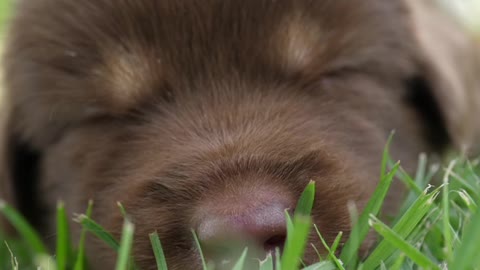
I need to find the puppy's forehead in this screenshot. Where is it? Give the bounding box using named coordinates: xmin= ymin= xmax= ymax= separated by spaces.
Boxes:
xmin=91 ymin=0 xmax=409 ymax=78
xmin=275 ymin=11 xmax=325 ymax=72
xmin=94 ymin=45 xmax=160 ymax=111
xmin=15 ymin=0 xmax=411 ymax=113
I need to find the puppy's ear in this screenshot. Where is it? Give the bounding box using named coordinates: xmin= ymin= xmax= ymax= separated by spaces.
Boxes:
xmin=407 ymin=0 xmax=480 ymax=155
xmin=0 ymin=101 xmax=43 ymax=234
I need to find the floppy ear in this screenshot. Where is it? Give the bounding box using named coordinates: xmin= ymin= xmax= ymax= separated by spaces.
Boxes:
xmin=407 ymin=0 xmax=480 ymax=155
xmin=0 ymin=100 xmax=43 ymax=234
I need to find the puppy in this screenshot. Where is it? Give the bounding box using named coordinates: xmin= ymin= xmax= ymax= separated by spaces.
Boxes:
xmin=1 ymin=0 xmax=479 ymax=269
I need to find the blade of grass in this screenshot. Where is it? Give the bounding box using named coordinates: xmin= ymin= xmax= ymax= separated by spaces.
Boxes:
xmin=414 ymin=153 xmax=427 ymax=184
xmin=395 ymin=154 xmax=429 ymax=209
xmin=295 ymin=181 xmax=316 ymax=216
xmin=442 ymin=160 xmax=456 ymax=263
xmin=281 ymin=197 xmax=302 ymax=270
xmin=231 ymin=248 xmax=248 ymax=270
xmin=448 ymin=171 xmax=478 ymax=197
xmin=466 ymin=161 xmax=480 ymax=187
xmin=340 ymin=162 xmax=399 ymax=267
xmin=369 ymin=215 xmax=440 ymax=270
xmin=362 ymin=185 xmax=440 ymax=269
xmin=456 ymin=190 xmax=477 ymax=212
xmin=76 ymin=214 xmax=119 ymax=251
xmin=5 ymin=241 xmax=19 ymax=270
xmin=74 ymin=200 xmax=94 ymax=270
xmin=35 ymin=255 xmax=57 ymax=270
xmin=285 ymin=211 xmax=294 ymax=237
xmin=397 ymin=166 xmax=423 ymax=196
xmin=340 ymin=134 xmax=396 ymax=268
xmin=191 ymin=230 xmax=209 ymax=270
xmin=380 ymin=132 xmax=395 ymax=178
xmin=329 ymin=231 xmax=343 ymax=255
xmin=345 ymin=201 xmax=359 ymax=258
xmin=259 ymin=252 xmax=273 ymax=270
xmin=281 ymin=214 xmax=312 ymax=270
xmin=56 ymin=201 xmax=72 ymax=270
xmin=390 ymin=253 xmax=406 ymax=270
xmin=426 ymin=163 xmax=441 ymax=184
xmin=275 ymin=248 xmax=281 ymax=270
xmin=449 ymin=195 xmax=480 ymax=270
xmin=314 ymin=225 xmax=345 ymax=270
xmin=149 ymin=232 xmax=168 ymax=270
xmin=0 ymin=200 xmax=47 ymax=254
xmin=115 ymin=219 xmax=135 ymax=270
xmin=281 ymin=182 xmax=316 ymax=270
xmin=301 ymin=261 xmax=337 ymax=270
xmin=117 ymin=202 xmax=127 ymax=218
xmin=310 ymin=243 xmax=323 ymax=262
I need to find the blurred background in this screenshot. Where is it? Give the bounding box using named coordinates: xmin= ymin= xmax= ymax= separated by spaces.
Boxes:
xmin=438 ymin=0 xmax=480 ymax=34
xmin=0 ymin=0 xmax=11 ymax=38
xmin=0 ymin=0 xmax=479 ymax=50
xmin=0 ymin=0 xmax=479 ymax=44
xmin=0 ymin=0 xmax=480 ymax=34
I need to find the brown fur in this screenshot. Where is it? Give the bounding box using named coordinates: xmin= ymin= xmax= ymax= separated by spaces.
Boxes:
xmin=1 ymin=0 xmax=479 ymax=269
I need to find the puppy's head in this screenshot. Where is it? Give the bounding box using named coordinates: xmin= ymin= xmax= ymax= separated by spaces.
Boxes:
xmin=1 ymin=0 xmax=479 ymax=269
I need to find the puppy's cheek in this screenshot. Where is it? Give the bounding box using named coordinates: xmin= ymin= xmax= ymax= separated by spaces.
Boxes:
xmin=132 ymin=230 xmax=203 ymax=270
xmin=128 ymin=207 xmax=202 ymax=269
xmin=309 ymin=199 xmax=351 ymax=254
xmin=305 ymin=171 xmax=378 ymax=259
xmin=82 ymin=203 xmax=123 ymax=270
xmin=103 ymin=184 xmax=197 ymax=268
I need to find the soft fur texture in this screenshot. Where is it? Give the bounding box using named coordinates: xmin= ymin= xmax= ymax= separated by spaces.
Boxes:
xmin=1 ymin=0 xmax=479 ymax=269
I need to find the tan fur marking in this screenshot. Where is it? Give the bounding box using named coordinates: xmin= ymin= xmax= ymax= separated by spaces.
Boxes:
xmin=95 ymin=45 xmax=158 ymax=112
xmin=278 ymin=13 xmax=323 ymax=71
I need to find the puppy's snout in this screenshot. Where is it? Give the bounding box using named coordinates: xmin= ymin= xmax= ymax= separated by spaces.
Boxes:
xmin=196 ymin=192 xmax=293 ymax=265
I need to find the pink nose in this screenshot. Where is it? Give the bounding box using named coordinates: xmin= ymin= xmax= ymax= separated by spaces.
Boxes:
xmin=197 ymin=201 xmax=290 ymax=263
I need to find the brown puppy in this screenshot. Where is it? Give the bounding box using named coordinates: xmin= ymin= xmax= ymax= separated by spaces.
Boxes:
xmin=1 ymin=0 xmax=479 ymax=269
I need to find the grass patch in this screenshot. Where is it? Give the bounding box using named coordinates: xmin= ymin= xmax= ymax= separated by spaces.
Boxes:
xmin=0 ymin=153 xmax=479 ymax=269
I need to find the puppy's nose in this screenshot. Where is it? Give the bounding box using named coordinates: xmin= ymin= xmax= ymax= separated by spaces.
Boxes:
xmin=197 ymin=201 xmax=289 ymax=258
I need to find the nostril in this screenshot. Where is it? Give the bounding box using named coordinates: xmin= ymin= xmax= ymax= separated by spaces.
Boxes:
xmin=264 ymin=234 xmax=286 ymax=252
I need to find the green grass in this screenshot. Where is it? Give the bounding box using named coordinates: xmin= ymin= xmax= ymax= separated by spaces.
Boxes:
xmin=1 ymin=147 xmax=480 ymax=269
xmin=0 ymin=0 xmax=11 ymax=37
